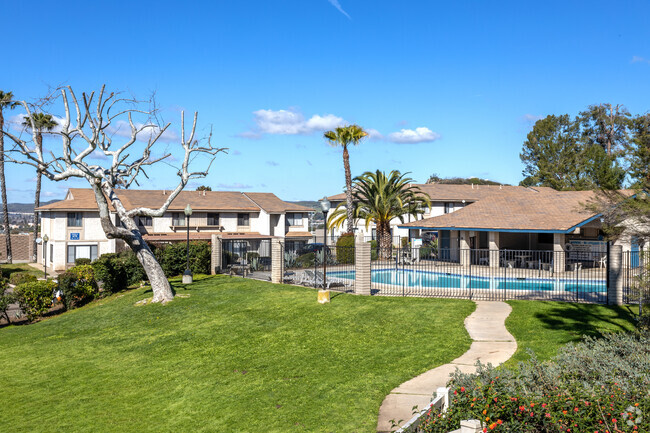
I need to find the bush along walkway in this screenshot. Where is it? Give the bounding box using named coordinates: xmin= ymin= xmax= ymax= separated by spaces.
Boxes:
xmin=377 ymin=301 xmax=517 ymax=432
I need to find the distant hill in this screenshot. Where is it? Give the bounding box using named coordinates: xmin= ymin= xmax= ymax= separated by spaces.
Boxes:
xmin=426 ymin=175 xmax=508 ymax=186
xmin=0 ymin=200 xmax=59 ymax=213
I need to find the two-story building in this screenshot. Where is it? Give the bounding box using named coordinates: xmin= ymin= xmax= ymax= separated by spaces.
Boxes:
xmin=37 ymin=188 xmax=313 ymax=272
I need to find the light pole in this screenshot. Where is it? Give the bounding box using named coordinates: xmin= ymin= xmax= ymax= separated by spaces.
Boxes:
xmin=318 ymin=196 xmax=331 ymax=303
xmin=43 ymin=234 xmax=49 ymax=279
xmin=182 ymin=204 xmax=193 ymax=284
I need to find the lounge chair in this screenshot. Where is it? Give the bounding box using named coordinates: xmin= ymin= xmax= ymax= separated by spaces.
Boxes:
xmin=315 ymin=270 xmax=353 ymax=289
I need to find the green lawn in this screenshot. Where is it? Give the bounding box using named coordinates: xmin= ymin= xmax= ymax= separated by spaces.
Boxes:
xmin=504 ymin=300 xmax=637 ymax=366
xmin=0 ymin=262 xmax=44 ymax=279
xmin=0 ymin=276 xmax=474 ymax=433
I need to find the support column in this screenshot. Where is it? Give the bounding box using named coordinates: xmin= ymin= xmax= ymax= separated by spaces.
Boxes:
xmin=489 ymin=231 xmax=500 ymax=268
xmin=271 ymin=238 xmax=284 ymax=284
xmin=210 ymin=234 xmax=222 ymax=274
xmin=450 ymin=230 xmax=459 ymax=262
xmin=355 ymin=233 xmax=371 ymax=295
xmin=608 ymin=244 xmax=623 ymax=306
xmin=553 ymin=233 xmax=566 ymax=274
xmin=459 ymin=230 xmax=470 ymax=267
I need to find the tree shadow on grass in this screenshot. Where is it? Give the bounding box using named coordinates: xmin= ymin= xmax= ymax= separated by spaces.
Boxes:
xmin=532 ymin=303 xmax=637 ymax=345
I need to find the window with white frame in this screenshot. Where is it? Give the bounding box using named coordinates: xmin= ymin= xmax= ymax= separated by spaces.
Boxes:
xmin=67 ymin=245 xmax=98 ymax=263
xmin=138 ymin=216 xmax=153 ymax=227
xmin=207 ymin=213 xmax=219 ymax=226
xmin=237 ymin=213 xmax=250 ymax=226
xmin=172 ymin=213 xmax=185 ymax=226
xmin=67 ymin=212 xmax=83 ymax=227
xmin=286 ymin=213 xmax=303 ymax=226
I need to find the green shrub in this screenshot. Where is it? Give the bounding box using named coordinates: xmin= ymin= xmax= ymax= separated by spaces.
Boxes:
xmin=91 ymin=253 xmax=128 ymax=293
xmin=58 ymin=265 xmax=98 ymax=310
xmin=419 ymin=240 xmax=438 ymax=259
xmin=14 ymin=280 xmax=57 ymax=322
xmin=75 ymin=258 xmax=92 ymax=266
xmin=417 ymin=332 xmax=650 ymax=432
xmin=296 ymin=252 xmax=315 ymax=268
xmin=336 ymin=233 xmax=355 ymax=264
xmin=154 ymin=241 xmax=211 ymax=277
xmin=0 ymin=278 xmax=13 ymax=323
xmin=118 ymin=250 xmax=147 ymax=286
xmin=370 ymin=240 xmax=378 ymax=261
xmin=9 ymin=272 xmax=37 ymax=286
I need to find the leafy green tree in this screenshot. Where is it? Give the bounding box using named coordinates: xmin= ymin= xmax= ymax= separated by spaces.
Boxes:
xmin=22 ymin=113 xmax=57 ymax=261
xmin=627 ymin=114 xmax=650 ymax=189
xmin=520 ymin=114 xmax=592 ymax=190
xmin=323 ymin=125 xmax=368 ymax=234
xmin=196 ymin=185 xmax=212 ymax=191
xmin=328 ymin=170 xmax=431 ymax=257
xmin=0 ymin=91 xmax=19 ymax=263
xmin=579 ymin=103 xmax=631 ymax=157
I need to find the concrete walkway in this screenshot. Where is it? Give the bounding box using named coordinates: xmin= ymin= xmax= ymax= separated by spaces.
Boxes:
xmin=377 ymin=301 xmax=517 ymax=432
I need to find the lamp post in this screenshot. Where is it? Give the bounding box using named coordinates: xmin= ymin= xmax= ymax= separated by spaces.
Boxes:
xmin=43 ymin=234 xmax=49 ymax=279
xmin=318 ymin=196 xmax=331 ymax=303
xmin=182 ymin=204 xmax=193 ymax=284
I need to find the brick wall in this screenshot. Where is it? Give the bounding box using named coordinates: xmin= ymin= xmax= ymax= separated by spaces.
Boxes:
xmin=0 ymin=234 xmax=34 ymax=262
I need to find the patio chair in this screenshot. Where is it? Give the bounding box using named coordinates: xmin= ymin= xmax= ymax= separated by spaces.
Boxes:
xmin=315 ymin=270 xmax=353 ymax=289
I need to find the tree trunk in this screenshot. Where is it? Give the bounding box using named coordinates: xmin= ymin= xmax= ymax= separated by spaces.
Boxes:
xmin=377 ymin=220 xmax=392 ymax=260
xmin=126 ymin=232 xmax=175 ymax=303
xmin=32 ymin=132 xmax=42 ymax=263
xmin=0 ymin=110 xmax=11 ymax=263
xmin=342 ymin=145 xmax=354 ymax=234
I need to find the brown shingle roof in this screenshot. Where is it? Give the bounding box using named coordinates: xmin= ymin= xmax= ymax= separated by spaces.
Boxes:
xmin=37 ymin=188 xmax=307 ymax=213
xmin=243 ymin=193 xmax=312 ymax=213
xmin=401 ymin=189 xmax=633 ymax=232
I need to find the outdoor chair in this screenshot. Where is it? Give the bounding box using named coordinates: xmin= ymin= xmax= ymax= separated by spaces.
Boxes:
xmin=315 ymin=270 xmax=353 ymax=289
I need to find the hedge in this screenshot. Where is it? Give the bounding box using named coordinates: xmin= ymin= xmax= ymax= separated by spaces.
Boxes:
xmin=14 ymin=280 xmax=57 ymax=322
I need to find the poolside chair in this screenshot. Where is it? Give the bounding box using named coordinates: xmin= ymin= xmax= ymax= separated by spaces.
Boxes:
xmin=315 ymin=270 xmax=353 ymax=289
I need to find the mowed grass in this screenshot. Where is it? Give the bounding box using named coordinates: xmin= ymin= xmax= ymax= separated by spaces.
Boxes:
xmin=0 ymin=276 xmax=474 ymax=433
xmin=0 ymin=262 xmax=43 ymax=279
xmin=504 ymin=300 xmax=637 ymax=366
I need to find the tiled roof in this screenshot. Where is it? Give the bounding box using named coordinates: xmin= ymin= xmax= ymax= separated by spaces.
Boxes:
xmin=37 ymin=188 xmax=308 ymax=213
xmin=327 ymin=184 xmax=548 ymax=203
xmin=285 ymin=231 xmax=313 ymax=238
xmin=401 ymin=189 xmax=633 ymax=232
xmin=243 ymin=193 xmax=312 ymax=213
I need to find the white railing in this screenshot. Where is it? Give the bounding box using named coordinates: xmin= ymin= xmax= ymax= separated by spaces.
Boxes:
xmin=395 ymin=387 xmax=449 ymax=433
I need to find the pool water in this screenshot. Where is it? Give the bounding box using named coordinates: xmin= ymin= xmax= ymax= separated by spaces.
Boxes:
xmin=329 ymin=268 xmax=606 ymax=293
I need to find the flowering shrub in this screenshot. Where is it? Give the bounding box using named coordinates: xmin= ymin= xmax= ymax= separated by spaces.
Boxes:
xmin=417 ymin=333 xmax=650 ymax=432
xmin=58 ymin=265 xmax=98 ymax=310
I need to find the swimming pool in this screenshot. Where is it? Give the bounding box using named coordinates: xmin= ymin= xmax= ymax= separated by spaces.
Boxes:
xmin=329 ymin=268 xmax=606 ymax=293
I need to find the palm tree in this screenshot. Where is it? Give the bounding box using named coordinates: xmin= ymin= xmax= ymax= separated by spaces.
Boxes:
xmin=23 ymin=113 xmax=57 ymax=262
xmin=323 ymin=125 xmax=368 ymax=234
xmin=0 ymin=91 xmax=19 ymax=264
xmin=328 ymin=170 xmax=431 ymax=258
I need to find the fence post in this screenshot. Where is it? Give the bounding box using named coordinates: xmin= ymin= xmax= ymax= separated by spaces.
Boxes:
xmin=210 ymin=234 xmax=222 ymax=274
xmin=271 ymin=238 xmax=284 ymax=284
xmin=355 ymin=233 xmax=371 ymax=295
xmin=608 ymin=244 xmax=623 ymax=306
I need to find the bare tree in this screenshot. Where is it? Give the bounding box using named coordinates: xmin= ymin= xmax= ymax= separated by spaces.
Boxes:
xmin=3 ymin=85 xmax=225 ymax=303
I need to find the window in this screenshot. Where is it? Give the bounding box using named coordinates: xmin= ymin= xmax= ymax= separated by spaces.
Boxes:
xmin=371 ymin=228 xmax=377 ymax=240
xmin=237 ymin=213 xmax=249 ymax=226
xmin=444 ymin=203 xmax=453 ymax=214
xmin=172 ymin=213 xmax=185 ymax=226
xmin=286 ymin=213 xmax=303 ymax=226
xmin=207 ymin=213 xmax=219 ymax=226
xmin=138 ymin=216 xmax=153 ymax=227
xmin=67 ymin=245 xmax=98 ymax=264
xmin=67 ymin=212 xmax=82 ymax=227
xmin=50 ymin=244 xmax=53 ymax=263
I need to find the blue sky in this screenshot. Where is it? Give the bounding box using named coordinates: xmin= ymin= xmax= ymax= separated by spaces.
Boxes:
xmin=2 ymin=0 xmax=650 ymax=203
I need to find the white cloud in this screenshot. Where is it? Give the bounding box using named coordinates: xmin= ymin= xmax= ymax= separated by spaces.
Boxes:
xmin=631 ymin=56 xmax=650 ymax=64
xmin=241 ymin=108 xmax=345 ymax=137
xmin=366 ymin=128 xmax=384 ymax=140
xmin=90 ymin=150 xmax=109 ymax=160
xmin=105 ymin=120 xmax=180 ymax=144
xmin=327 ymin=0 xmax=351 ymax=19
xmin=387 ymin=127 xmax=441 ymax=144
xmin=521 ymin=114 xmax=544 ymax=125
xmin=266 ymin=161 xmax=279 ymax=166
xmin=216 ymin=182 xmax=252 ymax=190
